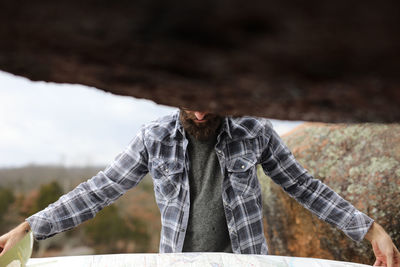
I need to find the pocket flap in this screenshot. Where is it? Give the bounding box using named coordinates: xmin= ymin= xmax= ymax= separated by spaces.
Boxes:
xmin=227 ymin=154 xmax=257 ymax=172
xmin=153 ymin=158 xmax=184 ymax=176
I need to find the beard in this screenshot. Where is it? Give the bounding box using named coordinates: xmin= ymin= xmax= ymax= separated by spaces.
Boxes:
xmin=179 ymin=109 xmax=222 ymax=141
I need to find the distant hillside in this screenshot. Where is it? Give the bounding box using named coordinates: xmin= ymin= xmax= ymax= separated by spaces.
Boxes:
xmin=0 ymin=165 xmax=155 ymax=193
xmin=0 ymin=165 xmax=104 ymax=192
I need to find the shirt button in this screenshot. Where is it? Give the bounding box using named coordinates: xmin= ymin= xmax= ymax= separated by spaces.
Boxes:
xmin=241 ymin=165 xmax=245 ymax=169
xmin=180 ymin=228 xmax=185 ymax=232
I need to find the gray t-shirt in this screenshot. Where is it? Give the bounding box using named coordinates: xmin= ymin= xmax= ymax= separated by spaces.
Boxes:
xmin=182 ymin=134 xmax=232 ymax=252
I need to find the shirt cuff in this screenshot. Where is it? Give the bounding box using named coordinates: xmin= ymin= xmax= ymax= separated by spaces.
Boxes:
xmin=341 ymin=210 xmax=374 ymax=242
xmin=26 ymin=211 xmax=55 ymax=240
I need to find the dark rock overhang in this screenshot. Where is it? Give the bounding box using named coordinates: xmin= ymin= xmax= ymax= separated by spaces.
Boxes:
xmin=1 ymin=0 xmax=399 ymax=122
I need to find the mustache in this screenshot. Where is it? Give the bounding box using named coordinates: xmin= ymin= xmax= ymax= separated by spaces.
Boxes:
xmin=186 ymin=113 xmax=218 ymax=121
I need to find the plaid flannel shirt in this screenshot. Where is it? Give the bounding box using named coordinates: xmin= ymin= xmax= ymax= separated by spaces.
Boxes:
xmin=27 ymin=110 xmax=373 ymax=254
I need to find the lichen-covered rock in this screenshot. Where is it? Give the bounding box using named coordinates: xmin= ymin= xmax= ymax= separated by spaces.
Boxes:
xmin=259 ymin=123 xmax=400 ymax=265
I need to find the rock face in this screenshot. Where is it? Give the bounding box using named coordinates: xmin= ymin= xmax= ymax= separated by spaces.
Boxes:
xmin=259 ymin=123 xmax=400 ymax=265
xmin=1 ymin=1 xmax=400 ymax=122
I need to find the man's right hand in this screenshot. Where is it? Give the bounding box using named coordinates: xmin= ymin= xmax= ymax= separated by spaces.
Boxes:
xmin=365 ymin=222 xmax=400 ymax=267
xmin=0 ymin=221 xmax=31 ymax=256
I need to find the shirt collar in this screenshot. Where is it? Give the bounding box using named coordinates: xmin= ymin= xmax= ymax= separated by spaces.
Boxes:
xmin=220 ymin=116 xmax=233 ymax=139
xmin=172 ymin=110 xmax=185 ymax=139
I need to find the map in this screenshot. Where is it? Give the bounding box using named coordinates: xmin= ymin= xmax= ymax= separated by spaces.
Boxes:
xmin=26 ymin=253 xmax=373 ymax=267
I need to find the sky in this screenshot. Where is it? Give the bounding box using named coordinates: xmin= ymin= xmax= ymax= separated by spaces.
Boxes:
xmin=0 ymin=71 xmax=303 ymax=168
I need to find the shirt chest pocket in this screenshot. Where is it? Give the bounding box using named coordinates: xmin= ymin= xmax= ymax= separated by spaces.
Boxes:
xmin=150 ymin=158 xmax=184 ymax=200
xmin=226 ymin=153 xmax=259 ymax=197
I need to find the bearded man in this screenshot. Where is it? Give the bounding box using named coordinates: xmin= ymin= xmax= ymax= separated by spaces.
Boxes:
xmin=1 ymin=109 xmax=399 ymax=266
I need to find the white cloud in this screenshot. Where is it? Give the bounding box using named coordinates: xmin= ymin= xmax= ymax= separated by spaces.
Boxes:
xmin=0 ymin=71 xmax=302 ymax=167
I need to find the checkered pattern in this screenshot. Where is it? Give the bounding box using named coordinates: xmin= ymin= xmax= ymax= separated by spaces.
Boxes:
xmin=27 ymin=110 xmax=373 ymax=254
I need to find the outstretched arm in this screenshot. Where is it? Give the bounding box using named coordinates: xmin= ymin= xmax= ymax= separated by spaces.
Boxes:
xmin=260 ymin=124 xmax=398 ymax=264
xmin=0 ymin=127 xmax=149 ymax=255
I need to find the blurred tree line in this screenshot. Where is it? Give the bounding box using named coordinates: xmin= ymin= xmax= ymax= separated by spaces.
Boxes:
xmin=0 ymin=166 xmax=161 ymax=256
xmin=0 ymin=187 xmax=15 ymax=224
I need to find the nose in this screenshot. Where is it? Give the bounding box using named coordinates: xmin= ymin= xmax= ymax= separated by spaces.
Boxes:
xmin=194 ymin=111 xmax=207 ymax=120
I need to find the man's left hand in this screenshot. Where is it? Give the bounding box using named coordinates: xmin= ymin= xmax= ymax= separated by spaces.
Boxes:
xmin=365 ymin=222 xmax=399 ymax=267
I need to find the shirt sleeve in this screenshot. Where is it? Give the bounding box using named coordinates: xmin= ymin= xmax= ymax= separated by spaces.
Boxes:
xmin=260 ymin=125 xmax=374 ymax=242
xmin=26 ymin=127 xmax=149 ymax=240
